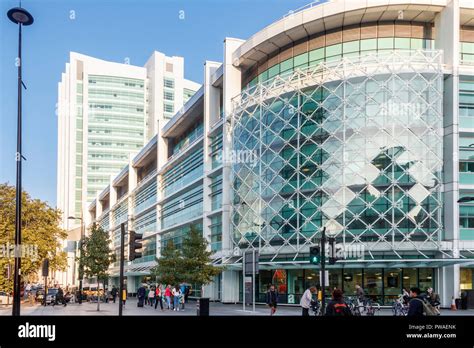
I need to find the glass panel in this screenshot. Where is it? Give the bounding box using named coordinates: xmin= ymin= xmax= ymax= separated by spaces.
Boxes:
xmin=329 ymin=269 xmax=342 ymax=290
xmin=410 ymin=38 xmax=423 ymax=49
xmin=272 ymin=269 xmax=287 ymax=295
xmin=418 ymin=268 xmax=433 ymax=292
xmin=363 ymin=269 xmax=383 ymax=302
xmin=343 ymin=40 xmax=360 ymax=54
xmin=287 ymin=269 xmax=304 ymax=303
xmin=384 ymin=268 xmax=402 ymax=297
xmin=360 ymin=38 xmax=377 ymax=51
xmin=268 ymin=64 xmax=280 ymax=78
xmin=378 ymin=38 xmax=394 ymax=49
xmin=294 ymin=53 xmax=309 ymax=67
xmin=326 ymin=44 xmax=342 ymax=57
xmin=394 ymin=38 xmax=410 ymax=49
xmin=280 ymin=58 xmax=293 ymax=73
xmin=309 ymin=48 xmax=325 ymax=62
xmin=304 ymin=270 xmax=319 ymax=290
xmin=460 ymin=268 xmax=473 ymax=290
xmin=342 ymin=269 xmax=363 ymax=296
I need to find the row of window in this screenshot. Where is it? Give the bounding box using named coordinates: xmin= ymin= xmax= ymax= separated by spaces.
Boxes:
xmin=245 ymin=38 xmax=435 ymax=89
xmin=162 ymin=148 xmax=203 ymax=196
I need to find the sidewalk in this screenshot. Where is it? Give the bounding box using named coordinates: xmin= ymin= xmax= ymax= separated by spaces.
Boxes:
xmin=1 ymin=300 xmax=474 ymax=316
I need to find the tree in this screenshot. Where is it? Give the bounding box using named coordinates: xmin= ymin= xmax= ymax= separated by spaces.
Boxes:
xmin=150 ymin=240 xmax=184 ymax=286
xmin=150 ymin=225 xmax=222 ymax=296
xmin=181 ymin=225 xmax=222 ymax=296
xmin=80 ymin=223 xmax=115 ymax=311
xmin=0 ymin=183 xmax=67 ymax=294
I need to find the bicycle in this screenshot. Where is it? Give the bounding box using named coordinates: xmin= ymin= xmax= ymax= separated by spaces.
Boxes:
xmin=311 ymin=300 xmax=322 ymax=316
xmin=364 ymin=299 xmax=381 ymax=316
xmin=392 ymin=295 xmax=408 ymax=316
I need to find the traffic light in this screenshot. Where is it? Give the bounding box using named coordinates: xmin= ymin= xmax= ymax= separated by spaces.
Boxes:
xmin=128 ymin=231 xmax=143 ymax=261
xmin=309 ymin=246 xmax=321 ymax=265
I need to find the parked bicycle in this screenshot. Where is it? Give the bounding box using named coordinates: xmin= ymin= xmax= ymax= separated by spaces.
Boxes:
xmin=346 ymin=296 xmax=381 ymax=316
xmin=392 ymin=294 xmax=408 ymax=316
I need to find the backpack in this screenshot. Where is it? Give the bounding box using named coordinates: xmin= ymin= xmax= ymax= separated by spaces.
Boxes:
xmin=413 ymin=298 xmax=437 ymax=316
xmin=333 ymin=302 xmax=351 ymax=316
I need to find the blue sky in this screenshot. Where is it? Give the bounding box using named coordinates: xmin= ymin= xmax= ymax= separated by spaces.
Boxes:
xmin=0 ymin=0 xmax=316 ymax=206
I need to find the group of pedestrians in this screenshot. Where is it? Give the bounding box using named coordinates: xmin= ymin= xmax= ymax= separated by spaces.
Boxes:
xmin=136 ymin=283 xmax=191 ymax=311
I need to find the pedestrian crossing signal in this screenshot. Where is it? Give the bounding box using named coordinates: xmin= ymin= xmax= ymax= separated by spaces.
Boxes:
xmin=309 ymin=246 xmax=321 ymax=265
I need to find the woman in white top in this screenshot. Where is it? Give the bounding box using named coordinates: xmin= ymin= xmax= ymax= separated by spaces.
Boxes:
xmin=148 ymin=285 xmax=155 ymax=307
xmin=172 ymin=286 xmax=182 ymax=311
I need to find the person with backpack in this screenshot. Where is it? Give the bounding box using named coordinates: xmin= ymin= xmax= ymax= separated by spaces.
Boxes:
xmin=407 ymin=287 xmax=437 ymax=316
xmin=265 ymin=284 xmax=279 ymax=316
xmin=325 ymin=289 xmax=352 ymax=316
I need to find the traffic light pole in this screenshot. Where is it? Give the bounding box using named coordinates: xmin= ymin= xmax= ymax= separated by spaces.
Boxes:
xmin=320 ymin=227 xmax=326 ymax=315
xmin=119 ymin=223 xmax=125 ymax=316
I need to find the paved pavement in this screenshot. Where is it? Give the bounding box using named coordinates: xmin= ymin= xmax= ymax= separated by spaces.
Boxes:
xmin=1 ymin=299 xmax=474 ymax=316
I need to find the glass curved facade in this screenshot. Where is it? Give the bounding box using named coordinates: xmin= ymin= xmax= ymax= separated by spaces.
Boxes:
xmin=242 ymin=22 xmax=436 ymax=89
xmin=232 ymin=50 xmax=444 ymax=256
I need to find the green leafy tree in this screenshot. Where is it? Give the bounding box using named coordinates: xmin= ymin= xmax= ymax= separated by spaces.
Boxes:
xmin=0 ymin=183 xmax=67 ymax=294
xmin=181 ymin=225 xmax=222 ymax=296
xmin=150 ymin=240 xmax=184 ymax=286
xmin=80 ymin=223 xmax=115 ymax=311
xmin=151 ymin=225 xmax=222 ymax=296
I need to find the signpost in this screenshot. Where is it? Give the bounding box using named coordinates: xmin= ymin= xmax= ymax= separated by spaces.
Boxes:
xmin=242 ymin=249 xmax=259 ymax=312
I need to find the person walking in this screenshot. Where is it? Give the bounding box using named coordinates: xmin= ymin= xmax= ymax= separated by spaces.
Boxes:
xmin=144 ymin=286 xmax=150 ymax=306
xmin=24 ymin=282 xmax=31 ymax=301
xmin=355 ymin=284 xmax=366 ymax=305
xmin=111 ymin=286 xmax=118 ymax=304
xmin=122 ymin=288 xmax=127 ymax=307
xmin=137 ymin=285 xmax=146 ymax=308
xmin=426 ymin=287 xmax=441 ymax=314
xmin=300 ymin=286 xmax=317 ymax=316
xmin=407 ymin=287 xmax=424 ymax=317
xmin=180 ymin=283 xmax=186 ymax=310
xmin=325 ymin=289 xmax=351 ymax=316
xmin=265 ymin=284 xmax=279 ymax=316
xmin=165 ymin=285 xmax=172 ymax=310
xmin=172 ymin=285 xmax=182 ymax=311
xmin=148 ymin=285 xmax=156 ymax=307
xmin=155 ymin=284 xmax=164 ymax=311
xmin=185 ymin=285 xmax=191 ymax=304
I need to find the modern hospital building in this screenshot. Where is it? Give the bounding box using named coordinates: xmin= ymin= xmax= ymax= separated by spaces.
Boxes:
xmin=58 ymin=0 xmax=474 ymax=306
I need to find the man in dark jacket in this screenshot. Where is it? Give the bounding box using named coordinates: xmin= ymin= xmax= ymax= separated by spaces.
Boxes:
xmin=137 ymin=285 xmax=146 ymax=307
xmin=265 ymin=284 xmax=278 ymax=316
xmin=325 ymin=289 xmax=352 ymax=316
xmin=111 ymin=286 xmax=118 ymax=303
xmin=407 ymin=287 xmax=424 ymax=317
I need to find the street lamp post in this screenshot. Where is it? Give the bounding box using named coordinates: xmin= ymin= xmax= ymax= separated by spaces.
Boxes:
xmin=7 ymin=5 xmax=34 ymax=317
xmin=68 ymin=216 xmax=85 ymax=304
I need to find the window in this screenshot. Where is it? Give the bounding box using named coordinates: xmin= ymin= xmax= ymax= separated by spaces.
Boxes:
xmin=164 ymin=91 xmax=174 ymax=101
xmin=460 ymin=205 xmax=474 ymax=228
xmin=378 ymin=38 xmax=394 ymax=49
xmin=360 ymin=38 xmax=377 ymax=51
xmin=343 ymin=40 xmax=359 ymax=54
xmin=164 ymin=78 xmax=174 ymax=89
xmin=164 ymin=103 xmax=174 ymax=113
xmin=460 ymin=161 xmax=474 ymax=172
